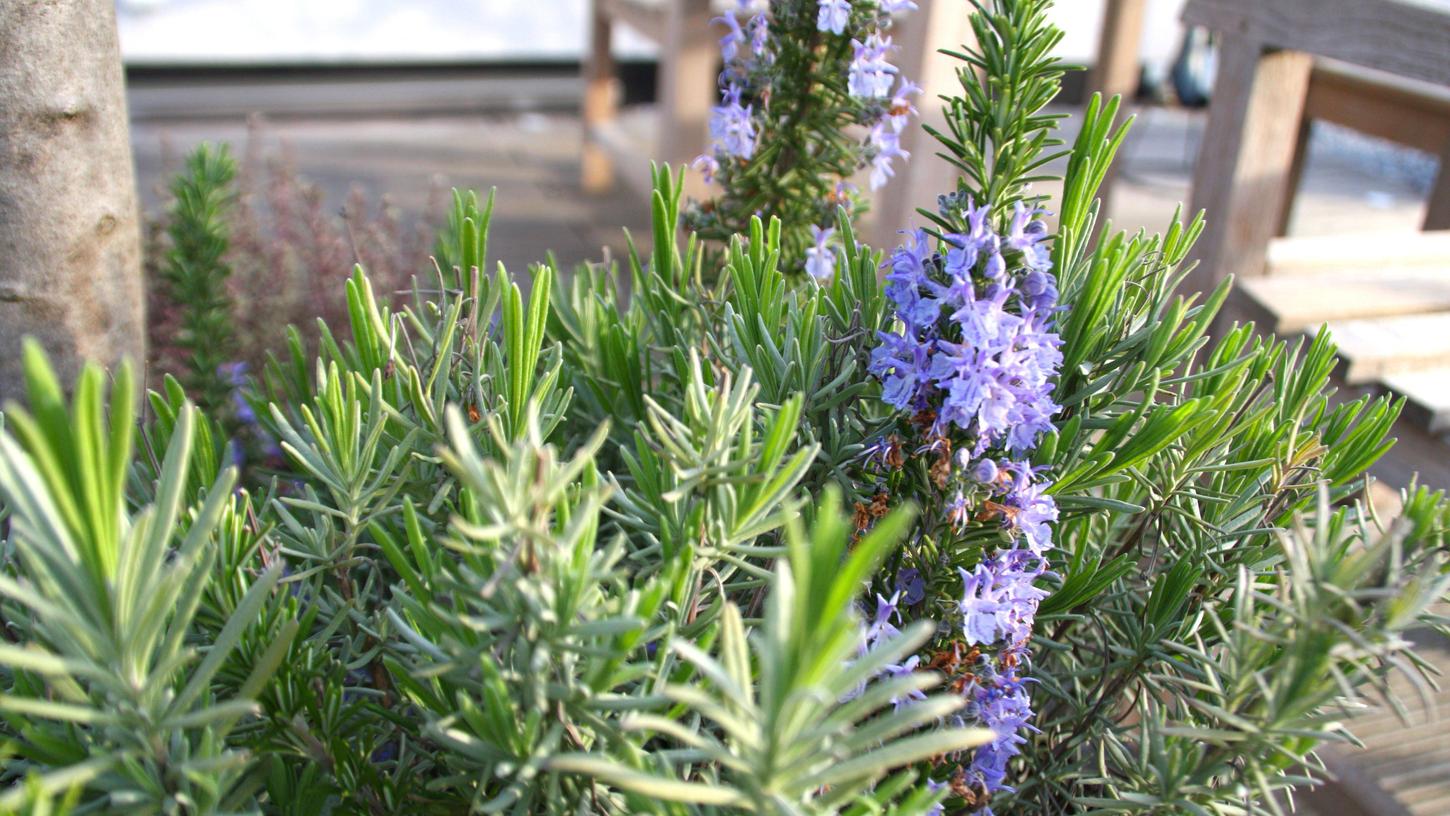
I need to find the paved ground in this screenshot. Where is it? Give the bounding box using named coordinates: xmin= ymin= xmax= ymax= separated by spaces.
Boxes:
xmin=131 ymin=99 xmax=1436 ymax=279
xmin=132 ymin=112 xmax=651 ymax=279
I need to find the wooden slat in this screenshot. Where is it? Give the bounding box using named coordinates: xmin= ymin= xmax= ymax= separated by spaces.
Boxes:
xmin=1238 ymin=270 xmax=1450 ymax=333
xmin=1267 ymin=232 xmax=1450 ymax=277
xmin=1312 ymin=629 xmax=1450 ymax=816
xmin=1304 ymin=62 xmax=1450 ymax=155
xmin=1312 ymin=313 xmax=1450 ymax=384
xmin=1381 ymin=366 xmax=1450 ymax=434
xmin=1182 ymin=0 xmax=1450 ymax=89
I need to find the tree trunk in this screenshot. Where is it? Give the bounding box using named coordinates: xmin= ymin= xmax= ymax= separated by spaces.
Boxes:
xmin=0 ymin=0 xmax=145 ymax=402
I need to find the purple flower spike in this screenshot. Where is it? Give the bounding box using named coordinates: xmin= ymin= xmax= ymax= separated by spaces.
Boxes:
xmin=848 ymin=34 xmax=898 ymax=99
xmin=868 ymin=188 xmax=1064 ymax=802
xmin=806 ymin=224 xmax=837 ymax=281
xmin=867 ymin=122 xmax=909 ymax=190
xmin=709 ymin=85 xmax=758 ymax=160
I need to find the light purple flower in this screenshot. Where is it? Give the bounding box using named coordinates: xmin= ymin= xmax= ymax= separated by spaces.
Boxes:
xmin=883 ymin=230 xmax=942 ymax=333
xmin=866 ymin=591 xmax=903 ymax=645
xmin=883 ymin=655 xmax=927 ymax=710
xmin=895 ymin=568 xmax=925 ymax=606
xmin=942 ymin=232 xmax=982 ymax=280
xmin=714 ymin=14 xmax=746 ymax=63
xmin=848 ymin=34 xmax=898 ymax=99
xmin=709 ymin=84 xmax=758 ymax=159
xmin=866 ymin=121 xmax=909 ymax=189
xmin=747 ymin=13 xmax=770 ymax=58
xmin=958 ymin=555 xmax=1049 ymax=647
xmin=966 ymin=669 xmax=1036 ymax=794
xmin=869 ymin=330 xmax=933 ymax=410
xmin=805 ymin=224 xmax=837 ymax=280
xmin=887 ymin=78 xmax=922 ymax=132
xmin=692 ymin=154 xmax=721 ymax=184
xmin=879 ymin=0 xmax=920 ymax=13
xmin=983 ymin=234 xmax=1006 ymax=280
xmin=925 ymin=778 xmax=947 ymax=816
xmin=817 ymin=0 xmax=852 ymax=34
xmin=1002 ymin=464 xmax=1059 ymax=552
xmin=1006 ymin=201 xmax=1052 ymax=271
xmin=958 ymin=565 xmax=1006 ymax=645
xmin=946 ymin=491 xmax=970 ymax=529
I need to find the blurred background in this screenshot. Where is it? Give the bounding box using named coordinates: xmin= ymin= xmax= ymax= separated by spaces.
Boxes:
xmin=112 ymin=5 xmax=1450 ymax=811
xmin=118 ymin=0 xmax=1437 ymax=258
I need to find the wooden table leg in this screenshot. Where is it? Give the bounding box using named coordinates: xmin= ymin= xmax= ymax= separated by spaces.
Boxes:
xmin=581 ymin=0 xmax=617 ymax=194
xmin=659 ymin=0 xmax=715 ymax=198
xmin=1186 ymin=34 xmax=1313 ymax=298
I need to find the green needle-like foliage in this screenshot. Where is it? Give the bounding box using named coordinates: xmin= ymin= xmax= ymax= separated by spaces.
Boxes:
xmin=0 ymin=2 xmax=1446 ymax=813
xmin=897 ymin=2 xmax=1450 ymax=812
xmin=0 ymin=342 xmax=290 ymax=814
xmin=551 ymin=490 xmax=992 ymax=815
xmin=157 ymin=144 xmax=240 ymax=419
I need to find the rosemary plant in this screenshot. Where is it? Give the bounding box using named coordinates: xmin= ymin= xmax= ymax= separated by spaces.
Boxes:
xmin=154 ymin=143 xmax=240 ymax=418
xmin=0 ymin=2 xmax=1445 ymax=815
xmin=688 ymin=0 xmax=921 ymax=273
xmin=856 ymin=1 xmax=1449 ymax=812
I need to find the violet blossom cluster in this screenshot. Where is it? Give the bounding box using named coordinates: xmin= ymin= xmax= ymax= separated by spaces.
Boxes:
xmin=865 ymin=199 xmax=1063 ymax=811
xmin=695 ymin=0 xmax=920 ymax=278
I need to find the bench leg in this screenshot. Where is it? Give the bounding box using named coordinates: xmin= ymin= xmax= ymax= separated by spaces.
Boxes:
xmin=1186 ymin=35 xmax=1312 ymax=298
xmin=1091 ymin=0 xmax=1147 ymax=101
xmin=1276 ymin=116 xmax=1313 ymax=236
xmin=1078 ymin=0 xmax=1145 ymax=239
xmin=659 ymin=0 xmax=715 ymax=198
xmin=582 ymin=0 xmax=617 ymax=194
xmin=1425 ymin=139 xmax=1450 ymax=231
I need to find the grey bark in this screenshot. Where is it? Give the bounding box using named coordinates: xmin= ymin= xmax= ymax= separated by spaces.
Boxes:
xmin=0 ymin=0 xmax=145 ymax=402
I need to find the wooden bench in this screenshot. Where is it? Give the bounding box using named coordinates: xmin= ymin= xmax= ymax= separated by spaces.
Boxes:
xmin=1181 ymin=0 xmax=1450 ymax=296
